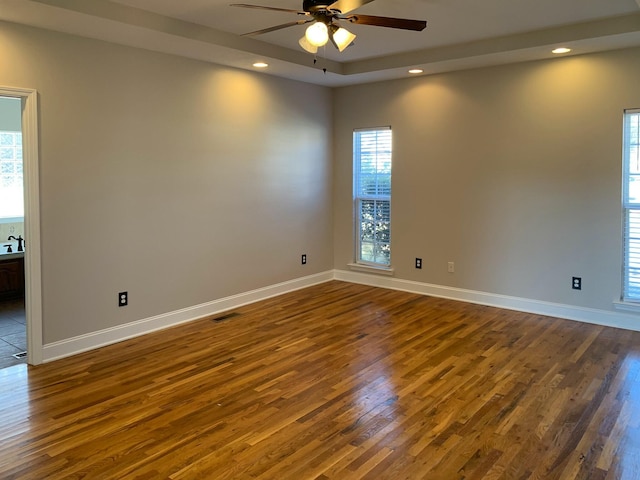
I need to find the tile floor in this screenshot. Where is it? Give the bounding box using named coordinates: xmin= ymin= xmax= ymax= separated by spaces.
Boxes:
xmin=0 ymin=299 xmax=26 ymax=369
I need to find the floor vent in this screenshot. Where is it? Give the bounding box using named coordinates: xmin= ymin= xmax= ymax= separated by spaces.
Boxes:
xmin=13 ymin=351 xmax=27 ymax=359
xmin=211 ymin=312 xmax=240 ymax=323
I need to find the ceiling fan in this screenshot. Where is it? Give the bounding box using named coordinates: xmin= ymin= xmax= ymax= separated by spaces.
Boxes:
xmin=230 ymin=0 xmax=427 ymax=53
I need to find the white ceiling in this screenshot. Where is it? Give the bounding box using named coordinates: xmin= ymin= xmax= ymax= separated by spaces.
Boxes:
xmin=1 ymin=0 xmax=639 ymax=86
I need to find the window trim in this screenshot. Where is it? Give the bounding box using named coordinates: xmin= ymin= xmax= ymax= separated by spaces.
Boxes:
xmin=353 ymin=126 xmax=392 ymax=270
xmin=622 ymin=108 xmax=640 ymax=302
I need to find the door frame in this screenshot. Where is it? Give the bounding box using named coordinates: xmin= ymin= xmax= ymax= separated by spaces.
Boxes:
xmin=0 ymin=86 xmax=43 ymax=365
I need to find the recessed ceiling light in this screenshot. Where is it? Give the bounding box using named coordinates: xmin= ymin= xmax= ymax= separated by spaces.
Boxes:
xmin=408 ymin=68 xmax=423 ymax=74
xmin=253 ymin=62 xmax=269 ymax=68
xmin=552 ymin=47 xmax=571 ymax=54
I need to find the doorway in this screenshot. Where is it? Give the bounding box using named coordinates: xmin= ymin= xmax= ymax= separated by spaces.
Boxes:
xmin=0 ymin=96 xmax=26 ymax=367
xmin=0 ymin=87 xmax=42 ymax=367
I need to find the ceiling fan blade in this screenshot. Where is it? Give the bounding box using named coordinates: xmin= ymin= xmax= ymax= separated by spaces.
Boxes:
xmin=230 ymin=4 xmax=307 ymax=14
xmin=327 ymin=0 xmax=376 ymax=14
xmin=240 ymin=19 xmax=313 ymax=36
xmin=342 ymin=14 xmax=426 ymax=31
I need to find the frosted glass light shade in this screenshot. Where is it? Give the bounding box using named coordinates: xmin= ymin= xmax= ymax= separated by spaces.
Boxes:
xmin=305 ymin=22 xmax=329 ymax=47
xmin=299 ymin=35 xmax=318 ymax=53
xmin=331 ymin=27 xmax=356 ymax=52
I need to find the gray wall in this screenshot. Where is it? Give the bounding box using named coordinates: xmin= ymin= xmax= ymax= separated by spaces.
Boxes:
xmin=0 ymin=21 xmax=333 ymax=343
xmin=333 ymin=47 xmax=640 ymax=312
xmin=2 ymin=17 xmax=639 ymax=346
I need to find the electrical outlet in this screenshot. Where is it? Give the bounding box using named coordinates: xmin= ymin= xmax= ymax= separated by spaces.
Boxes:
xmin=301 ymin=254 xmax=307 ymax=265
xmin=448 ymin=262 xmax=455 ymax=273
xmin=572 ymin=277 xmax=582 ymax=290
xmin=118 ymin=291 xmax=128 ymax=307
xmin=415 ymin=258 xmax=422 ymax=269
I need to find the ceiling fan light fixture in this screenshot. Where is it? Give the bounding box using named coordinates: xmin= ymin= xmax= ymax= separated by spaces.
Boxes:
xmin=330 ymin=26 xmax=356 ymax=52
xmin=299 ymin=35 xmax=318 ymax=53
xmin=305 ymin=21 xmax=329 ymax=47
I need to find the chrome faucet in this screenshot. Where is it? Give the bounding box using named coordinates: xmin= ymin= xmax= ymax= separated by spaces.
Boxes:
xmin=8 ymin=235 xmax=24 ymax=252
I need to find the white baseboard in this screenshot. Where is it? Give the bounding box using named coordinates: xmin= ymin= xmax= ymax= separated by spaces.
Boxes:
xmin=42 ymin=271 xmax=334 ymax=363
xmin=333 ymin=269 xmax=640 ymax=332
xmin=42 ymin=268 xmax=640 ymax=363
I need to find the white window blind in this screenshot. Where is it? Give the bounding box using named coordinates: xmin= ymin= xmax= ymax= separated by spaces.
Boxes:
xmin=623 ymin=109 xmax=640 ymax=301
xmin=0 ymin=131 xmax=23 ymax=220
xmin=354 ymin=127 xmax=392 ymax=267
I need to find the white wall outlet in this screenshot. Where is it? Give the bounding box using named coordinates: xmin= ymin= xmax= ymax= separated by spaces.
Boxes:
xmin=448 ymin=262 xmax=455 ymax=273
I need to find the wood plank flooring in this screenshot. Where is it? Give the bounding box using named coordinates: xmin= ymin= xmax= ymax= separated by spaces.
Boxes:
xmin=1 ymin=281 xmax=640 ymax=479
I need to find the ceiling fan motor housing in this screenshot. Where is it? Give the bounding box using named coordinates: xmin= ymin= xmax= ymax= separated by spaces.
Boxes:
xmin=303 ymin=0 xmax=334 ymax=13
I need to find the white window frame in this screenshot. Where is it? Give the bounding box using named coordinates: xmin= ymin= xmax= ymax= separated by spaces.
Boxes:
xmin=622 ymin=109 xmax=640 ymax=302
xmin=353 ymin=126 xmax=392 ymax=269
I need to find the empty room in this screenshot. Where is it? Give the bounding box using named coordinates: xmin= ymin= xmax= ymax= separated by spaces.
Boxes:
xmin=1 ymin=0 xmax=640 ymax=478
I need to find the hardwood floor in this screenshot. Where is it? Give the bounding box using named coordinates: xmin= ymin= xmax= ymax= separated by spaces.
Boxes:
xmin=1 ymin=281 xmax=640 ymax=479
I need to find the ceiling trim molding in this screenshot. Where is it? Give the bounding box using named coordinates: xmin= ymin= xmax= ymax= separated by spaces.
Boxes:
xmin=346 ymin=12 xmax=640 ymax=75
xmin=1 ymin=0 xmax=639 ymax=86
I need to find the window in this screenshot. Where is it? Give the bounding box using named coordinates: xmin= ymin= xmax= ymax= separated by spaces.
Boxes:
xmin=623 ymin=109 xmax=640 ymax=301
xmin=0 ymin=131 xmax=23 ymax=220
xmin=353 ymin=127 xmax=392 ymax=267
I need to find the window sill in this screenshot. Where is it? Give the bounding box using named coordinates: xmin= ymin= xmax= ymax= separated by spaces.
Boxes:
xmin=613 ymin=300 xmax=640 ymax=313
xmin=0 ymin=217 xmax=23 ymax=224
xmin=347 ymin=263 xmax=394 ymax=276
